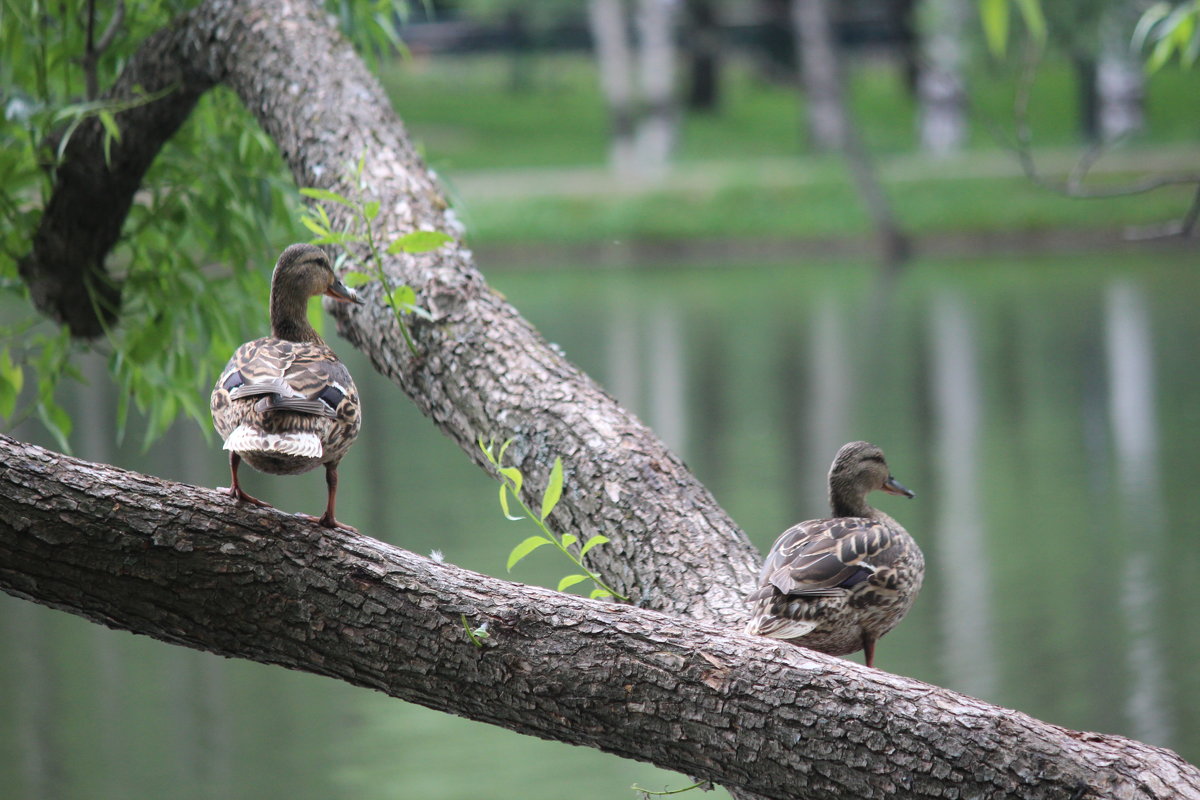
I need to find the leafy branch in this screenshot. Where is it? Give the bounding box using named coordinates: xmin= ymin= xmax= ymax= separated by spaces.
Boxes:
xmin=479 ymin=438 xmax=626 ymax=602
xmin=298 ymin=155 xmax=452 ymax=357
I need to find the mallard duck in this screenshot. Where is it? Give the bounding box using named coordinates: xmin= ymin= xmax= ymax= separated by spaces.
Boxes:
xmin=210 ymin=243 xmax=363 ymax=530
xmin=744 ymin=441 xmax=922 ymax=668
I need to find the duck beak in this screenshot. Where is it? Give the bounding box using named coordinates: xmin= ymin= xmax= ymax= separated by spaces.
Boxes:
xmin=326 ymin=278 xmax=363 ymax=305
xmin=882 ymin=476 xmax=915 ymax=499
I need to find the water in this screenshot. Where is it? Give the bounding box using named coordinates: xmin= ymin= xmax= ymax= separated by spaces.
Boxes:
xmin=2 ymin=249 xmax=1198 ymax=798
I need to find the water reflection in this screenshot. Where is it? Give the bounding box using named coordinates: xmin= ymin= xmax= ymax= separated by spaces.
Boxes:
xmin=805 ymin=299 xmax=851 ymax=510
xmin=1105 ymin=281 xmax=1171 ymax=747
xmin=929 ymin=291 xmax=997 ymax=699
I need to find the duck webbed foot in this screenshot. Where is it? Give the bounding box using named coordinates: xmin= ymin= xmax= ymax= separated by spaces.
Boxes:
xmin=227 ymin=451 xmax=273 ymax=509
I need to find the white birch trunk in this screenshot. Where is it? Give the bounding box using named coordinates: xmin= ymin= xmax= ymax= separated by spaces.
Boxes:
xmin=916 ymin=0 xmax=968 ymax=156
xmin=587 ymin=0 xmax=639 ymax=174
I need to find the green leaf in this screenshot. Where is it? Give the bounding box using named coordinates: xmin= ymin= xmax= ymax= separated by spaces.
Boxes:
xmin=540 ymin=457 xmax=564 ymax=520
xmin=579 ymin=534 xmax=610 ymax=557
xmin=37 ymin=397 xmax=73 ymax=453
xmin=1147 ymin=34 xmax=1176 ymax=72
xmin=342 ymin=271 xmax=375 ymax=288
xmin=1132 ymin=3 xmax=1171 ymax=53
xmin=406 ymin=304 xmax=435 ymax=322
xmin=97 ymin=109 xmax=121 ymax=142
xmin=1012 ymin=0 xmax=1045 ymax=46
xmin=589 ymin=588 xmax=613 ymax=600
xmin=556 ymin=574 xmax=589 ymax=592
xmin=499 ymin=466 xmax=523 ymax=496
xmin=390 ymin=285 xmax=416 ymax=309
xmin=387 ymin=230 xmax=453 ymax=255
xmin=0 ymin=348 xmax=21 ymax=419
xmin=363 ymin=200 xmax=381 ymax=221
xmin=980 ymin=0 xmax=1009 ymax=56
xmin=499 ymin=485 xmax=524 ymax=521
xmin=300 ymin=215 xmax=330 ymax=238
xmin=561 ymin=533 xmax=578 ymax=550
xmin=299 ymin=187 xmax=354 ymax=207
xmin=507 ymin=535 xmax=552 ymax=571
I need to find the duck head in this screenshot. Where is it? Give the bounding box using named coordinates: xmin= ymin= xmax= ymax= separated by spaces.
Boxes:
xmin=828 ymin=441 xmax=914 ymax=517
xmin=270 ymin=244 xmax=363 ymax=342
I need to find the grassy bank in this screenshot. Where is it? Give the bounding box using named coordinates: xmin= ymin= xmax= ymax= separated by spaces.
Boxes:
xmin=380 ymin=53 xmax=1200 ymax=246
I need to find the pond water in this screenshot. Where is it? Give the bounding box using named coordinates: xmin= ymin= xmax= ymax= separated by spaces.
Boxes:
xmin=2 ymin=247 xmax=1198 ymax=799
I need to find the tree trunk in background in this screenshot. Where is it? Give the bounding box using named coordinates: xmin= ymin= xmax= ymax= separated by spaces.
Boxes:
xmin=1096 ymin=2 xmax=1144 ymax=141
xmin=588 ymin=0 xmax=681 ymax=175
xmin=685 ymin=0 xmax=721 ymax=112
xmin=792 ymin=0 xmax=843 ymax=150
xmin=634 ymin=0 xmax=680 ymax=172
xmin=504 ymin=5 xmax=533 ymax=94
xmin=790 ymin=0 xmax=911 ymax=269
xmin=587 ymin=0 xmax=639 ymax=173
xmin=915 ymin=0 xmax=968 ymax=156
xmin=1074 ymin=53 xmax=1101 ymax=142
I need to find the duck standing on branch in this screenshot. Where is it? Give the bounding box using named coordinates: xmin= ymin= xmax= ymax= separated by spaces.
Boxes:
xmin=745 ymin=441 xmax=922 ymax=668
xmin=210 ymin=244 xmax=363 ymax=531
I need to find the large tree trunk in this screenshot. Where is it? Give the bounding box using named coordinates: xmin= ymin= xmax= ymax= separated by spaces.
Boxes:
xmin=2 ymin=435 xmax=1198 ymax=800
xmin=8 ymin=0 xmax=1200 ymax=796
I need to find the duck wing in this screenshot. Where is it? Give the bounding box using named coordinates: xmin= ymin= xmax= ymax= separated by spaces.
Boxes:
xmin=219 ymin=338 xmax=355 ymax=419
xmin=749 ymin=517 xmax=897 ymax=602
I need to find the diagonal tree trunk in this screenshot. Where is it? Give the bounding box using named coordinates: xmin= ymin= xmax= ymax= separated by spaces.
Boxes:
xmin=2 ymin=434 xmax=1198 ymax=800
xmin=8 ymin=0 xmax=1200 ymax=797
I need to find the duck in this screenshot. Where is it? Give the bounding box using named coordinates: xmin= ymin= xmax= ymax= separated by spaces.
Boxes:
xmin=210 ymin=243 xmax=363 ymax=530
xmin=744 ymin=441 xmax=922 ymax=668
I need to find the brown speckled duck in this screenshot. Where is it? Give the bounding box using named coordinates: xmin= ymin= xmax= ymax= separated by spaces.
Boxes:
xmin=745 ymin=441 xmax=922 ymax=668
xmin=210 ymin=244 xmax=362 ymax=530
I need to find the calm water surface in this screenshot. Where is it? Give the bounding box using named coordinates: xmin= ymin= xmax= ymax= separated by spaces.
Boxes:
xmin=2 ymin=250 xmax=1198 ymax=799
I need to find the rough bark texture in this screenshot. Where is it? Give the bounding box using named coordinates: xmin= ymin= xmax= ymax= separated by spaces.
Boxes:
xmin=18 ymin=0 xmax=758 ymax=627
xmin=9 ymin=1 xmax=1200 ymax=797
xmin=3 ymin=435 xmax=1198 ymax=800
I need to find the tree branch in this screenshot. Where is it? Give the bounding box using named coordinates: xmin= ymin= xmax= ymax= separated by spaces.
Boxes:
xmin=1004 ymin=40 xmax=1200 ymax=240
xmin=2 ymin=434 xmax=1197 ymax=800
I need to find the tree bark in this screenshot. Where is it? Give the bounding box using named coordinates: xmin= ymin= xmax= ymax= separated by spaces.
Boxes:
xmin=17 ymin=0 xmax=758 ymax=628
xmin=8 ymin=0 xmax=1200 ymax=796
xmin=3 ymin=435 xmax=1198 ymax=800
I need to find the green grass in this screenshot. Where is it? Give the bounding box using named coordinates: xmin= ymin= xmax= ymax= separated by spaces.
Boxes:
xmin=380 ymin=52 xmax=1200 ymax=245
